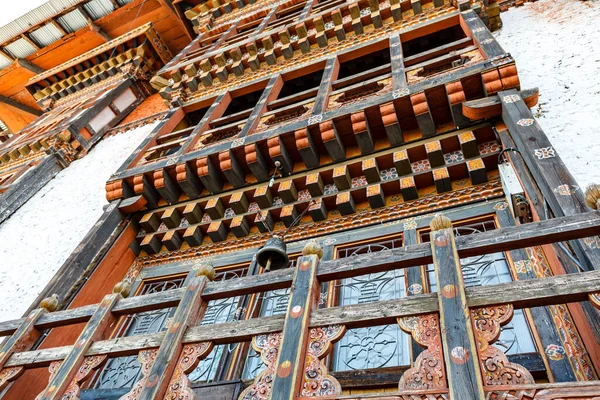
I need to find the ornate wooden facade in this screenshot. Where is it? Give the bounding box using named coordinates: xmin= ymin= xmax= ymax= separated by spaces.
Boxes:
xmin=0 ymin=0 xmax=599 ymax=399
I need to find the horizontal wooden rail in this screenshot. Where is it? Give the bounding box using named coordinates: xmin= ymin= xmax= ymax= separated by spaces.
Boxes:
xmin=5 ymin=268 xmax=600 ymax=368
xmin=1 ymin=211 xmax=599 ymax=337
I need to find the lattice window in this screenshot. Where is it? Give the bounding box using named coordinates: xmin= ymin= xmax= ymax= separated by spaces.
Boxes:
xmin=92 ymin=276 xmax=186 ymax=390
xmin=332 ymin=235 xmax=411 ymax=371
xmin=422 ymin=219 xmax=537 ymax=355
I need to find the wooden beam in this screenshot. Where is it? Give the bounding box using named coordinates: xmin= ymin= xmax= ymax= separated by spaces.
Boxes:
xmin=460 ymin=10 xmax=505 ymax=58
xmin=6 ymin=270 xmax=600 ymax=368
xmin=1 ymin=211 xmax=600 ymax=337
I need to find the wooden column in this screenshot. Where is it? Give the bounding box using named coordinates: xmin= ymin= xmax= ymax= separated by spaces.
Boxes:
xmin=0 ymin=307 xmax=47 ymax=369
xmin=124 ymin=267 xmax=214 ymax=399
xmin=389 ymin=33 xmax=407 ymax=92
xmin=429 ymin=215 xmax=484 ymax=400
xmin=269 ymin=241 xmax=322 ymax=400
xmin=239 ymin=74 xmax=283 ymax=137
xmin=495 ymin=207 xmax=579 ymax=381
xmin=311 ymin=57 xmax=339 ymax=116
xmin=37 ymin=293 xmax=122 ymax=400
xmin=500 ymin=89 xmax=600 ymax=271
xmin=402 ymin=224 xmax=425 ymax=361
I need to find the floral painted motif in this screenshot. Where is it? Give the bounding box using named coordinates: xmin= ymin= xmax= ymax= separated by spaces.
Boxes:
xmin=514 ymin=260 xmax=533 ymax=274
xmin=351 ymin=176 xmax=368 ymax=188
xmin=411 ymin=159 xmax=431 ymax=173
xmin=0 ymin=367 xmax=23 ymax=391
xmin=534 ymin=147 xmax=556 ymax=159
xmin=584 ymin=236 xmax=600 ymax=250
xmin=478 ymin=141 xmax=501 ymax=155
xmin=545 ymin=344 xmax=566 ymax=361
xmin=493 ymin=201 xmax=508 ymax=210
xmin=443 ymin=151 xmax=464 ymax=165
xmin=392 ymin=88 xmax=410 ymax=99
xmin=502 ymin=94 xmax=521 ymax=103
xmin=273 ymin=197 xmax=284 ymax=207
xmin=380 ymin=167 xmax=399 ymax=181
xmin=407 ymin=283 xmax=423 ymax=295
xmin=403 ymin=218 xmax=417 ymax=230
xmin=517 ymin=118 xmax=535 ymax=127
xmin=553 ymin=184 xmax=578 ymax=196
xmin=298 ymin=189 xmax=312 ymax=201
xmin=230 ymin=137 xmax=246 ymax=148
xmin=248 ymin=202 xmax=260 ymax=213
xmin=323 ymin=184 xmax=338 ymax=195
xmin=308 ymin=114 xmax=323 ymax=125
xmin=224 ymin=208 xmax=236 ymax=218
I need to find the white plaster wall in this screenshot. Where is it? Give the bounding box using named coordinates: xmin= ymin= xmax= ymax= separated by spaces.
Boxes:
xmin=493 ymin=0 xmax=600 ymax=191
xmin=0 ymin=123 xmax=158 ymax=321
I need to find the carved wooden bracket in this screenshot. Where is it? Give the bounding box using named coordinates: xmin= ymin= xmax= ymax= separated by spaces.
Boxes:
xmin=471 ymin=304 xmax=535 ymax=398
xmin=300 ymin=325 xmax=345 ymax=397
xmin=35 ymin=355 xmax=107 ymax=400
xmin=164 ymin=341 xmax=214 ymax=399
xmin=119 ymin=349 xmax=159 ymax=400
xmin=239 ymin=333 xmax=282 ymax=400
xmin=0 ymin=366 xmax=24 ymax=391
xmin=397 ymin=313 xmax=446 ymax=390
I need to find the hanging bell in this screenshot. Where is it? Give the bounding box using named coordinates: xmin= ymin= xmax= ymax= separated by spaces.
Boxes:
xmin=256 ymin=235 xmax=289 ymax=271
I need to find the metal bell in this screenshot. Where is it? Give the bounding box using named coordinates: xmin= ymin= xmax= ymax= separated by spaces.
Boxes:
xmin=256 ymin=236 xmax=289 ymax=270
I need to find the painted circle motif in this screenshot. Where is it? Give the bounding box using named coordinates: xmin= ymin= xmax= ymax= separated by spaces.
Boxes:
xmin=169 ymin=322 xmax=181 ymax=333
xmin=278 ymin=360 xmax=293 ymax=378
xmin=450 ymin=347 xmax=470 ymax=364
xmin=434 ymin=235 xmax=449 ymax=247
xmin=441 ymin=284 xmax=457 ymax=299
xmin=290 ymin=305 xmax=303 ymax=318
xmin=146 ymin=374 xmax=159 ymax=387
xmin=408 ymin=283 xmax=423 ymax=295
xmin=545 ymin=344 xmax=566 ymax=361
xmin=300 ymin=261 xmax=311 ymax=271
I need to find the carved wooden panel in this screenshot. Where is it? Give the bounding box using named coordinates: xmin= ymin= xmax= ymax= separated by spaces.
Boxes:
xmin=239 ymin=333 xmax=282 ymax=400
xmin=300 ymin=325 xmax=345 ymax=397
xmin=164 ymin=342 xmax=213 ymax=399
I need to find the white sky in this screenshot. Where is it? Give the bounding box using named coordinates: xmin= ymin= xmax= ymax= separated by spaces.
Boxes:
xmin=0 ymin=0 xmax=51 ymax=28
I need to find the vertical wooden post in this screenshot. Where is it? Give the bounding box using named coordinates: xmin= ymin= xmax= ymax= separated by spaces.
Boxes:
xmin=0 ymin=308 xmax=47 ymax=369
xmin=389 ymin=33 xmax=407 ymax=92
xmin=269 ymin=241 xmax=322 ymax=400
xmin=37 ymin=293 xmax=121 ymax=400
xmin=429 ymin=214 xmax=485 ymax=400
xmin=403 ymin=224 xmax=425 ymax=361
xmin=311 ymin=57 xmax=339 ymax=116
xmin=239 ymin=74 xmax=283 ymax=138
xmin=495 ymin=207 xmax=580 ymax=381
xmin=126 ymin=267 xmax=214 ymax=400
xmin=500 ymin=89 xmax=600 ymax=271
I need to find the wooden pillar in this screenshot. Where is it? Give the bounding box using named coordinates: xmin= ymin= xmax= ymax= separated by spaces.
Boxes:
xmin=0 ymin=307 xmax=48 ymax=370
xmin=311 ymin=57 xmax=339 ymax=117
xmin=500 ymin=89 xmax=600 ymax=271
xmin=123 ymin=266 xmax=214 ymax=399
xmin=389 ymin=33 xmax=407 ymax=93
xmin=37 ymin=293 xmax=122 ymax=400
xmin=429 ymin=214 xmax=485 ymax=400
xmin=239 ymin=74 xmax=283 ymax=137
xmin=269 ymin=241 xmax=323 ymax=400
xmin=495 ymin=207 xmax=580 ymax=381
xmin=402 ymin=223 xmax=425 ymax=361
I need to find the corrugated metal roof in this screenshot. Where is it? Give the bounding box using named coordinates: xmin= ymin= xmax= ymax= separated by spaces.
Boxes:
xmin=0 ymin=0 xmax=85 ymax=45
xmin=117 ymin=0 xmax=135 ymax=5
xmin=0 ymin=54 xmax=11 ymax=69
xmin=29 ymin=23 xmax=64 ymax=47
xmin=4 ymin=38 xmax=37 ymax=59
xmin=56 ymin=8 xmax=88 ymax=33
xmin=0 ymin=119 xmax=8 ymax=132
xmin=83 ymin=0 xmax=115 ymax=20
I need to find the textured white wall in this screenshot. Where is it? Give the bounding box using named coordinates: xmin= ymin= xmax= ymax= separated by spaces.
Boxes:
xmin=494 ymin=0 xmax=600 ymax=191
xmin=0 ymin=123 xmax=157 ymax=321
